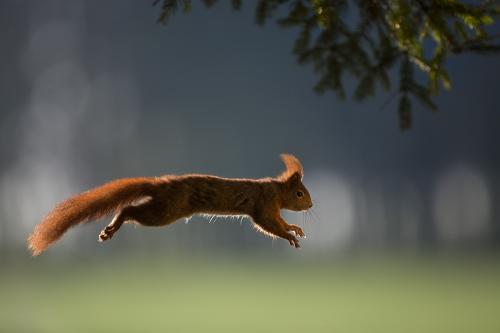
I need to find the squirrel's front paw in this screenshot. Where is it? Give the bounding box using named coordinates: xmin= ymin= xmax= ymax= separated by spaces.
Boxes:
xmin=287 ymin=224 xmax=305 ymax=238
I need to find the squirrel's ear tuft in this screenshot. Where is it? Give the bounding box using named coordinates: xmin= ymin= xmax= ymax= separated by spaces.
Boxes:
xmin=277 ymin=154 xmax=304 ymax=181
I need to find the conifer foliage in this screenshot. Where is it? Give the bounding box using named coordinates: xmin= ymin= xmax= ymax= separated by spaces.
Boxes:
xmin=154 ymin=0 xmax=500 ymax=130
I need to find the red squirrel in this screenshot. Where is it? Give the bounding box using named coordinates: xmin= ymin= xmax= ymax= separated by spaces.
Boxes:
xmin=28 ymin=154 xmax=313 ymax=255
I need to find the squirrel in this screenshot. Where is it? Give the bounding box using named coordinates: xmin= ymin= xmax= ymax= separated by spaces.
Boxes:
xmin=27 ymin=154 xmax=313 ymax=255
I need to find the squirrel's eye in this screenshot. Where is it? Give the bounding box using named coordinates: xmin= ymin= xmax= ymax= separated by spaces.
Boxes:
xmin=297 ymin=191 xmax=303 ymax=197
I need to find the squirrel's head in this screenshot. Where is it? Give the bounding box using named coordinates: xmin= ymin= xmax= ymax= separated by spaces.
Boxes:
xmin=277 ymin=154 xmax=313 ymax=211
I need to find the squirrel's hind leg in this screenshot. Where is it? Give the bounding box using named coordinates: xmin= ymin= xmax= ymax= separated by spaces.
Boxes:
xmin=98 ymin=198 xmax=172 ymax=242
xmin=98 ymin=210 xmax=126 ymax=242
xmin=98 ymin=203 xmax=148 ymax=242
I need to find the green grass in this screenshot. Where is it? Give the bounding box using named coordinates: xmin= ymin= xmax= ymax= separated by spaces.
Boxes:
xmin=1 ymin=254 xmax=500 ymax=333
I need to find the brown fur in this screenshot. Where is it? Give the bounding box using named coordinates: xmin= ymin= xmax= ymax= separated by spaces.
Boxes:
xmin=27 ymin=154 xmax=313 ymax=255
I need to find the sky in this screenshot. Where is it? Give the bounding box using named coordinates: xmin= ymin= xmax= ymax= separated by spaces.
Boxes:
xmin=0 ymin=0 xmax=499 ymax=254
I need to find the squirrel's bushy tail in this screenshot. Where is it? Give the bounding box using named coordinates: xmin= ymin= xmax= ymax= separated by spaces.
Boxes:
xmin=28 ymin=177 xmax=158 ymax=256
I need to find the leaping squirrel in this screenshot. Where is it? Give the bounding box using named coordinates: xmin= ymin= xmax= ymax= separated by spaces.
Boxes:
xmin=28 ymin=154 xmax=313 ymax=255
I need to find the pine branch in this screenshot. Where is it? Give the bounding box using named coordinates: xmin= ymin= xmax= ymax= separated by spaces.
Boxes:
xmin=153 ymin=0 xmax=500 ymax=130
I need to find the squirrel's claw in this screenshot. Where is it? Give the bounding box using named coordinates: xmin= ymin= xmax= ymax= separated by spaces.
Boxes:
xmin=287 ymin=236 xmax=301 ymax=248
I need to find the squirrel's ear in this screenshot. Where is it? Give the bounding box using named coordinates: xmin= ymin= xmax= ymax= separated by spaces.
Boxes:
xmin=277 ymin=154 xmax=304 ymax=181
xmin=288 ymin=172 xmax=302 ymax=183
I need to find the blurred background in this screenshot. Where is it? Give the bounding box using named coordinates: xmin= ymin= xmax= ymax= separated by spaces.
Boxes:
xmin=0 ymin=1 xmax=499 ymax=332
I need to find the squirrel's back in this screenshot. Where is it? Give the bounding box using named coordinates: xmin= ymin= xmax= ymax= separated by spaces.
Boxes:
xmin=160 ymin=175 xmax=277 ymax=216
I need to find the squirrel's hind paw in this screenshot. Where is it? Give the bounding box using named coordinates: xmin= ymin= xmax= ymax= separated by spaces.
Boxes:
xmin=98 ymin=225 xmax=117 ymax=242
